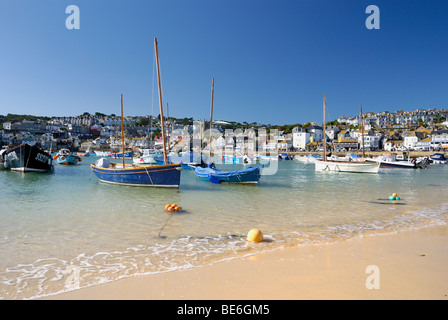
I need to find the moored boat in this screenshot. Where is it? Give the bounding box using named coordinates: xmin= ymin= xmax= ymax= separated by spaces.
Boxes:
xmin=314 ymin=96 xmax=380 ymax=174
xmin=375 ymin=153 xmax=429 ymax=169
xmin=76 ymin=152 xmax=90 ymax=157
xmin=91 ymin=157 xmax=182 ymax=187
xmin=3 ymin=143 xmax=53 ymax=172
xmin=0 ymin=146 xmax=9 ymax=170
xmin=133 ymin=148 xmax=163 ymax=165
xmin=375 ymin=154 xmax=416 ymax=169
xmin=90 ymin=38 xmax=182 ymax=188
xmin=95 ymin=151 xmax=111 ymax=157
xmin=223 ymin=154 xmax=260 ymax=164
xmin=195 ymin=164 xmax=262 ymax=184
xmin=294 ymin=154 xmax=322 ymax=163
xmin=193 ymin=78 xmax=262 ymax=184
xmin=429 ymin=153 xmax=447 ymax=164
xmin=110 ymin=151 xmax=133 ymax=159
xmin=314 ymin=158 xmax=380 ymax=173
xmin=54 ymin=149 xmax=82 ymax=165
xmin=278 ymin=153 xmax=293 ymax=160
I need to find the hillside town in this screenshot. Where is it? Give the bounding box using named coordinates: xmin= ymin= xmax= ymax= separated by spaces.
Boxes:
xmin=1 ymin=108 xmax=448 ymax=155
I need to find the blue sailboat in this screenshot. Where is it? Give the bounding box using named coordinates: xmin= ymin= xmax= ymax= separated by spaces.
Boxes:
xmin=194 ymin=78 xmax=262 ymax=184
xmin=195 ymin=164 xmax=262 ymax=184
xmin=91 ymin=157 xmax=181 ymax=187
xmin=90 ymin=38 xmax=182 ymax=188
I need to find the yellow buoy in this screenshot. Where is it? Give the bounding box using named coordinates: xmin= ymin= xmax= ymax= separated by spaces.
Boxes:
xmin=247 ymin=229 xmax=263 ymax=243
xmin=392 ymin=193 xmax=398 ymax=198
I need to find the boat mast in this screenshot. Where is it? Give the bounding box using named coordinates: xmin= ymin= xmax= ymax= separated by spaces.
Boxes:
xmin=323 ymin=93 xmax=326 ymax=161
xmin=361 ymin=104 xmax=365 ymax=158
xmin=154 ymin=37 xmax=168 ymax=165
xmin=121 ymin=94 xmax=125 ymax=168
xmin=166 ymin=102 xmax=170 ymax=153
xmin=209 ymin=78 xmax=214 ymax=163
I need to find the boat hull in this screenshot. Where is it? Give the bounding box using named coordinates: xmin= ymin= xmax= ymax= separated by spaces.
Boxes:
xmin=4 ymin=144 xmax=53 ymax=172
xmin=110 ymin=151 xmax=133 ymax=159
xmin=56 ymin=154 xmax=82 ymax=165
xmin=378 ymin=161 xmax=415 ymax=169
xmin=314 ymin=159 xmax=380 ymax=173
xmin=133 ymin=154 xmax=161 ymax=165
xmin=90 ymin=162 xmax=182 ymax=188
xmin=195 ymin=166 xmax=262 ymax=184
xmin=429 ymin=153 xmax=447 ymax=164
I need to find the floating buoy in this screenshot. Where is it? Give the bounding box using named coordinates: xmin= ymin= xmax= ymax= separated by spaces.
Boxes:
xmin=164 ymin=203 xmax=182 ymax=213
xmin=389 ymin=193 xmax=400 ymax=201
xmin=247 ymin=229 xmax=263 ymax=243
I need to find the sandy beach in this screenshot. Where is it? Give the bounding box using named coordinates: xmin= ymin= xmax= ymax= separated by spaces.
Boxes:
xmin=42 ymin=224 xmax=448 ymax=300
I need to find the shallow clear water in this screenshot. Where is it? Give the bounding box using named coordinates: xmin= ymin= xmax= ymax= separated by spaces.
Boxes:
xmin=0 ymin=156 xmax=447 ymax=299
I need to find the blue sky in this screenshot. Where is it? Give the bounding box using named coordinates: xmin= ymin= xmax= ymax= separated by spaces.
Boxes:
xmin=0 ymin=0 xmax=447 ymax=125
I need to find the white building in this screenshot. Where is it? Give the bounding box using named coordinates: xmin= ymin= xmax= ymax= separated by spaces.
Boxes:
xmin=347 ymin=117 xmax=359 ymax=126
xmin=358 ymin=135 xmax=381 ymax=150
xmin=431 ymin=131 xmax=448 ymax=148
xmin=403 ymin=132 xmax=418 ymax=149
xmin=292 ymin=131 xmax=311 ymax=150
xmin=337 ymin=115 xmax=348 ymax=124
xmin=292 ymin=125 xmax=323 ymax=150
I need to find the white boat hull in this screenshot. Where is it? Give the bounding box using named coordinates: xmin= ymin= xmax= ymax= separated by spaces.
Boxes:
xmin=314 ymin=159 xmax=380 ymax=173
xmin=133 ymin=156 xmax=158 ymax=164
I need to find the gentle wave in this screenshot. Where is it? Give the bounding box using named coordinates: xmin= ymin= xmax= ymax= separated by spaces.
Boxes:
xmin=1 ymin=201 xmax=446 ymax=300
xmin=1 ymin=159 xmax=447 ymax=299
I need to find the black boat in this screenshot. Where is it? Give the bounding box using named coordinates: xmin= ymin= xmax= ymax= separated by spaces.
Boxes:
xmin=4 ymin=143 xmax=54 ymax=172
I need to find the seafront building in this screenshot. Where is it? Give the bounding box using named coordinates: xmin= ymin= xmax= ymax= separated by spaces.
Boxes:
xmin=1 ymin=108 xmax=447 ymax=152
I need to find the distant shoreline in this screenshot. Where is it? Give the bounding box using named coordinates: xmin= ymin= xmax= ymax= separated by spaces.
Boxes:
xmin=78 ymin=146 xmax=447 ymax=160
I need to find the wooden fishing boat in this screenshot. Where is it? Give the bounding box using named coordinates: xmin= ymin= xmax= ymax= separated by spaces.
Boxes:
xmin=54 ymin=149 xmax=82 ymax=165
xmin=91 ymin=158 xmax=182 ymax=187
xmin=195 ymin=164 xmax=262 ymax=184
xmin=3 ymin=143 xmax=54 ymax=172
xmin=90 ymin=38 xmax=182 ymax=188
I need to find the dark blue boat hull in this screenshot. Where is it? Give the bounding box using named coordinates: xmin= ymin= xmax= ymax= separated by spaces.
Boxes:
xmin=194 ymin=165 xmax=262 ymax=184
xmin=91 ymin=163 xmax=182 ymax=187
xmin=378 ymin=161 xmax=415 ymax=169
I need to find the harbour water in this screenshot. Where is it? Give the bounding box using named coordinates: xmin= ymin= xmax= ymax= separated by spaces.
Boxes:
xmin=1 ymin=156 xmax=447 ymax=299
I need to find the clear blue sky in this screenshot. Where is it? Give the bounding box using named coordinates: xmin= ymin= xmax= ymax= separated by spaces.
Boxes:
xmin=0 ymin=0 xmax=447 ymax=125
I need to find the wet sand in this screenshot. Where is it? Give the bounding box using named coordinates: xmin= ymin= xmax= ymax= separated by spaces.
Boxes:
xmin=42 ymin=225 xmax=448 ymax=300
